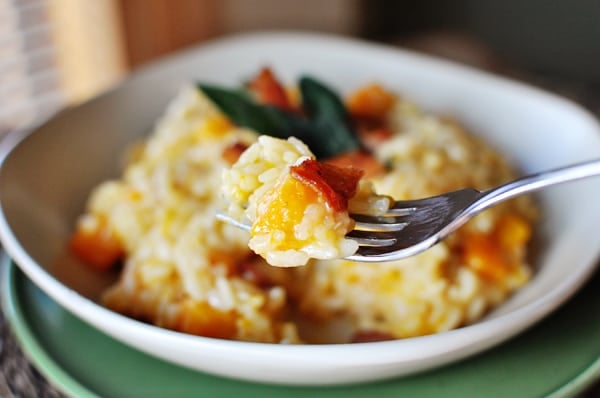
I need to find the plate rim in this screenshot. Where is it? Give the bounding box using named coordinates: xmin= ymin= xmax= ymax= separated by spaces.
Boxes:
xmin=2 ymin=255 xmax=599 ymax=397
xmin=1 ymin=255 xmax=99 ymax=398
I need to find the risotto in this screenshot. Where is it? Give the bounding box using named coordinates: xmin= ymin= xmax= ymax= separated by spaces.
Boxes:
xmin=222 ymin=135 xmax=391 ymax=266
xmin=70 ymin=67 xmax=537 ymax=343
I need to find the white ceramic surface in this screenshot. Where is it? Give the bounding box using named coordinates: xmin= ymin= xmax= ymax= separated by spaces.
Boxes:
xmin=0 ymin=32 xmax=599 ymax=385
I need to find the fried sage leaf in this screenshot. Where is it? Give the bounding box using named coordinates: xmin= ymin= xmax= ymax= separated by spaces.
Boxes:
xmin=198 ymin=76 xmax=360 ymax=159
xmin=299 ymin=76 xmax=360 ymax=158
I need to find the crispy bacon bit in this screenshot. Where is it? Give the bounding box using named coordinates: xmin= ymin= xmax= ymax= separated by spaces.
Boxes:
xmin=325 ymin=150 xmax=385 ymax=179
xmin=319 ymin=162 xmax=364 ymax=201
xmin=248 ymin=67 xmax=294 ymax=110
xmin=290 ymin=159 xmax=363 ymax=212
xmin=351 ymin=113 xmax=385 ymax=132
xmin=221 ymin=142 xmax=248 ymax=165
xmin=70 ymin=222 xmax=124 ymax=270
xmin=351 ymin=330 xmax=395 ymax=343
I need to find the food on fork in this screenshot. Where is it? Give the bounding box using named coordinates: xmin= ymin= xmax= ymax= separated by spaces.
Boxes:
xmin=222 ymin=135 xmax=391 ymax=266
xmin=70 ymin=67 xmax=538 ymax=343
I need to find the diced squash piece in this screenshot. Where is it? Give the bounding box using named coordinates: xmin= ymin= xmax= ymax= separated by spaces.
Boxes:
xmin=347 ymin=83 xmax=395 ymax=119
xmin=252 ymin=174 xmax=320 ymax=249
xmin=462 ymin=232 xmax=509 ymax=282
xmin=495 ymin=214 xmax=532 ymax=249
xmin=176 ymin=301 xmax=237 ymax=339
xmin=70 ymin=222 xmax=123 ymax=270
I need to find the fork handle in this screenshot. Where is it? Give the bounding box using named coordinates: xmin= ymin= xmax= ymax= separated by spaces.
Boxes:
xmin=471 ymin=158 xmax=600 ymax=213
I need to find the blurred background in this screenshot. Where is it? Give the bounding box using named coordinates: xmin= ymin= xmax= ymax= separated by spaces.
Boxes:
xmin=2 ymin=0 xmax=600 ymax=137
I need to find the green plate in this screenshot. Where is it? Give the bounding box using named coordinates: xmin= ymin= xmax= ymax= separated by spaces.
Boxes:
xmin=2 ymin=258 xmax=599 ymax=398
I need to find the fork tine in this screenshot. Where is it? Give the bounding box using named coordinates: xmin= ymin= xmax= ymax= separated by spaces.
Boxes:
xmin=346 ymin=230 xmax=397 ymax=247
xmin=385 ymin=204 xmax=417 ymax=216
xmin=354 ymin=220 xmax=408 ymax=232
xmin=218 ymin=210 xmax=401 ymax=248
xmin=216 ymin=212 xmax=251 ymax=231
xmin=351 ymin=214 xmax=409 ymax=232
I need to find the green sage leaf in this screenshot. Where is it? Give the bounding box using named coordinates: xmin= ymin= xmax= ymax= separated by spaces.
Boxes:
xmin=197 ymin=76 xmax=361 ymax=159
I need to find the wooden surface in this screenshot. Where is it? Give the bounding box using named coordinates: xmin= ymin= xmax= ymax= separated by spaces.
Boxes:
xmin=118 ymin=0 xmax=219 ymax=68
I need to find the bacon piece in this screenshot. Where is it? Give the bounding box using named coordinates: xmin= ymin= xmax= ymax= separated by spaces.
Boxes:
xmin=248 ymin=67 xmax=293 ymax=110
xmin=325 ymin=150 xmax=385 ymax=179
xmin=290 ymin=159 xmax=363 ymax=212
xmin=221 ymin=142 xmax=248 ymax=165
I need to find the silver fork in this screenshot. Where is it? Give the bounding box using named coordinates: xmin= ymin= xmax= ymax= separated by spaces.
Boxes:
xmin=218 ymin=159 xmax=600 ymax=262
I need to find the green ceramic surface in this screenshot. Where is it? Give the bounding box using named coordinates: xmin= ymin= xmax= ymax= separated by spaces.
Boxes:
xmin=2 ymin=259 xmax=599 ymax=398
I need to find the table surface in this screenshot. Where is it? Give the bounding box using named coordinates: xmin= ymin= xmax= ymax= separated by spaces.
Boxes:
xmin=1 ymin=35 xmax=599 ymax=397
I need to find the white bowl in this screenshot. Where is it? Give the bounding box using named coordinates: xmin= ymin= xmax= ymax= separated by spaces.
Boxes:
xmin=1 ymin=32 xmax=599 ymax=385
